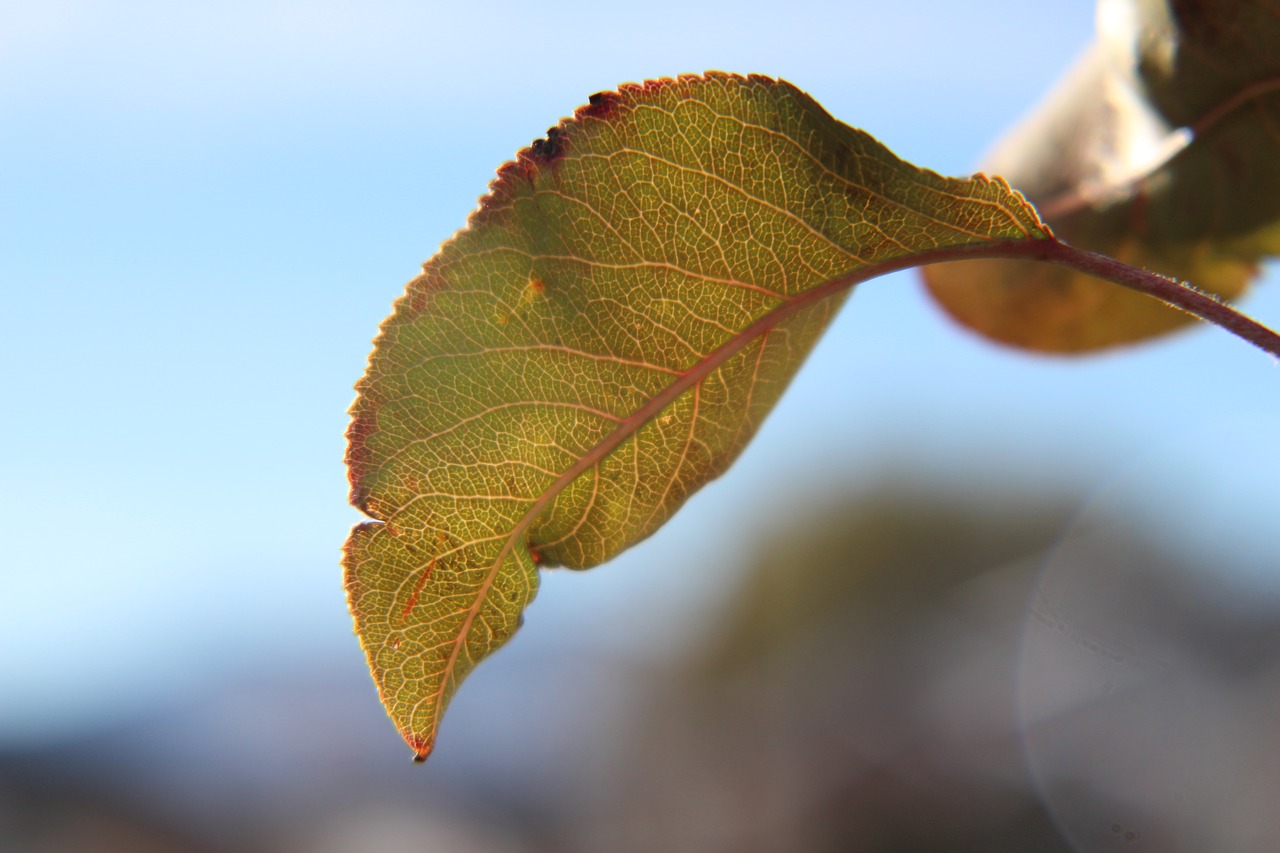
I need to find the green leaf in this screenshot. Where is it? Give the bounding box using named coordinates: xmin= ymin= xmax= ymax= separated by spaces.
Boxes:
xmin=924 ymin=0 xmax=1280 ymax=352
xmin=343 ymin=73 xmax=1050 ymax=760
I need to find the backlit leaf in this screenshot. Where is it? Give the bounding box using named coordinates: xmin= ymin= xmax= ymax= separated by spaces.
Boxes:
xmin=924 ymin=0 xmax=1280 ymax=352
xmin=343 ymin=73 xmax=1050 ymax=760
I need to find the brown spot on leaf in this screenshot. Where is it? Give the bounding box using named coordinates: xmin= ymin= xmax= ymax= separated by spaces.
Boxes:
xmin=399 ymin=559 xmax=435 ymax=623
xmin=530 ymin=126 xmax=566 ymax=165
xmin=579 ymin=90 xmax=622 ymax=121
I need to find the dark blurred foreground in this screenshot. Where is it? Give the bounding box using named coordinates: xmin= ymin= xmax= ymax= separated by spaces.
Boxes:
xmin=5 ymin=473 xmax=1279 ymax=853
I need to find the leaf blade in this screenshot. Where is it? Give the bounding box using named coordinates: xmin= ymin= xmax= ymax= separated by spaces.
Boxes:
xmin=344 ymin=73 xmax=1051 ymax=759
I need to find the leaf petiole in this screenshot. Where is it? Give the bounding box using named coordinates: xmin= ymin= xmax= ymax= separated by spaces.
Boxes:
xmin=1021 ymin=240 xmax=1280 ymax=359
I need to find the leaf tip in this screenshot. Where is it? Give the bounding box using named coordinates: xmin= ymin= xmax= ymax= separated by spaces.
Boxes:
xmin=406 ymin=727 xmax=437 ymax=763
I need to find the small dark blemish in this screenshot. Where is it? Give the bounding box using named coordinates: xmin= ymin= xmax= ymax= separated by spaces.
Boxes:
xmin=530 ymin=126 xmax=565 ymax=163
xmin=581 ymin=89 xmax=621 ymax=121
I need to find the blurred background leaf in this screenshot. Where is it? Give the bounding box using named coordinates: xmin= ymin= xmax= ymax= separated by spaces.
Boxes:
xmin=923 ymin=0 xmax=1280 ymax=352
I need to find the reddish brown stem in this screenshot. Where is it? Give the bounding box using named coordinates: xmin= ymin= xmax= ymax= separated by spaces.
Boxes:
xmin=1018 ymin=240 xmax=1280 ymax=358
xmin=810 ymin=239 xmax=1280 ymax=360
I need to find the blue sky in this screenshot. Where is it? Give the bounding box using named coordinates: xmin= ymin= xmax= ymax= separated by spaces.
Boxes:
xmin=2 ymin=1 xmax=1277 ymax=743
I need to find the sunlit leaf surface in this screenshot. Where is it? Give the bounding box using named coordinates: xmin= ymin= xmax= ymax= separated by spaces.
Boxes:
xmin=344 ymin=73 xmax=1049 ymax=760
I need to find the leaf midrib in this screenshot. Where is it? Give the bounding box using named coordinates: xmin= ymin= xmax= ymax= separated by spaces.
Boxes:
xmin=420 ymin=239 xmax=1047 ymax=750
